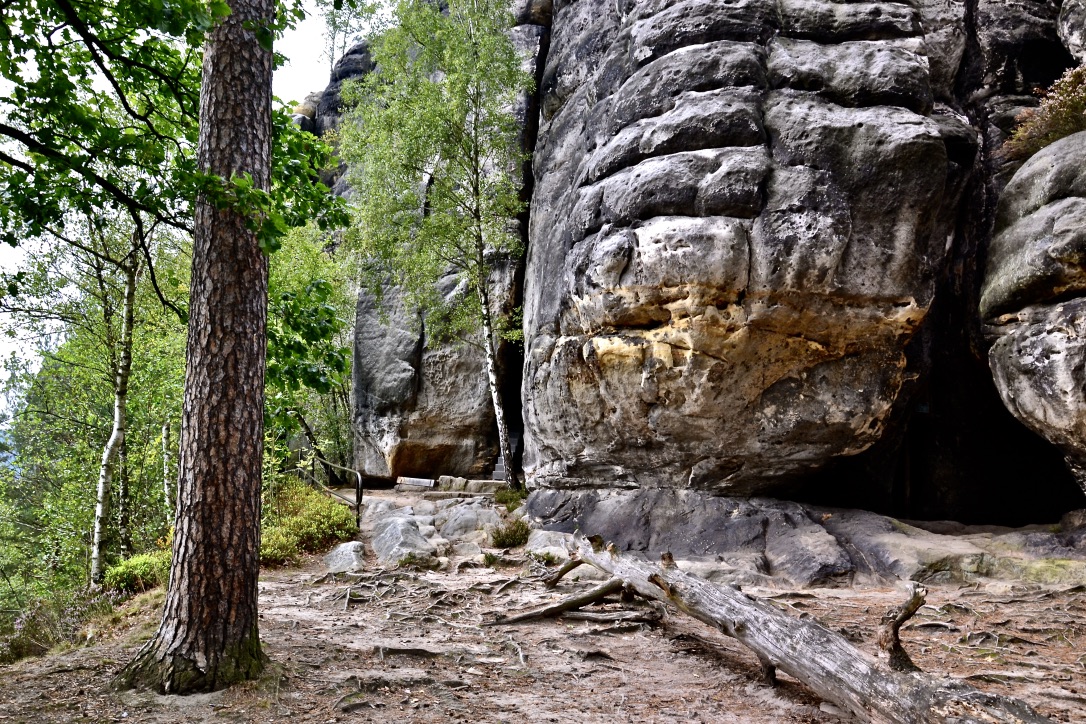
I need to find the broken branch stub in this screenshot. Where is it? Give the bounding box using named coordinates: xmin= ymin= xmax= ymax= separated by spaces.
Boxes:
xmin=878 ymin=582 xmax=926 ymax=672
xmin=574 ymin=535 xmax=1052 ymax=724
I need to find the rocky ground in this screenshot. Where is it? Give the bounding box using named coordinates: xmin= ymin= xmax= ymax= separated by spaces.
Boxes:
xmin=0 ymin=492 xmax=1084 ymax=723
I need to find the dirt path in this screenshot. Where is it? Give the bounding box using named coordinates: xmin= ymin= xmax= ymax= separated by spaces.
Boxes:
xmin=1 ymin=554 xmax=1084 ymax=723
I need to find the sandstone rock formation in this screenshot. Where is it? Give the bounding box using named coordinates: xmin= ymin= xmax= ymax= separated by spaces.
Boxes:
xmin=982 ymin=131 xmax=1086 ymax=491
xmin=330 ymin=0 xmax=1086 ymax=522
xmin=1060 ymin=0 xmax=1086 ymax=63
xmin=521 ymin=0 xmax=976 ymax=493
xmin=352 ymin=270 xmax=514 ymax=480
xmin=524 ymin=488 xmax=1086 ymax=587
xmin=308 ymin=22 xmax=548 ymax=481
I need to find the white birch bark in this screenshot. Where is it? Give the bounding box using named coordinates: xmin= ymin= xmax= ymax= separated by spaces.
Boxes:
xmin=89 ymin=240 xmax=139 ymax=584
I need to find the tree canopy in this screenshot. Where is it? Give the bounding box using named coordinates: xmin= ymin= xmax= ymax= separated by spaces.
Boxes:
xmin=0 ymin=0 xmax=345 ymax=275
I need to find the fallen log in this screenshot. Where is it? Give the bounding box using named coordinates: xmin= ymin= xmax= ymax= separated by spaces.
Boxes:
xmin=574 ymin=535 xmax=1052 ymax=724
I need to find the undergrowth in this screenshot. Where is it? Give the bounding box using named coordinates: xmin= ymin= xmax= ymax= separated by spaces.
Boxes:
xmin=397 ymin=552 xmax=440 ymax=570
xmin=1003 ymin=64 xmax=1086 ymax=162
xmin=0 ymin=470 xmax=356 ymax=666
xmin=0 ymin=589 xmax=120 ymax=664
xmin=103 ymin=550 xmax=171 ymax=594
xmin=493 ymin=487 xmax=527 ymax=512
xmin=260 ymin=478 xmax=356 ymax=566
xmin=491 ymin=518 xmax=531 ymax=548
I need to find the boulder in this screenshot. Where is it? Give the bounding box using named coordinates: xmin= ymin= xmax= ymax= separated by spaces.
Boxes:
xmin=371 ymin=516 xmax=437 ymax=566
xmin=352 ymin=279 xmax=503 ymax=480
xmin=982 ymin=131 xmax=1086 ymax=492
xmin=323 ymin=541 xmax=366 ymax=573
xmin=524 ymin=529 xmax=573 ymax=561
xmin=1060 ymin=0 xmax=1086 ymax=63
xmin=522 ymin=0 xmax=974 ymax=494
xmin=437 ymin=503 xmax=503 ymax=539
xmin=525 ymin=488 xmax=1086 ymax=585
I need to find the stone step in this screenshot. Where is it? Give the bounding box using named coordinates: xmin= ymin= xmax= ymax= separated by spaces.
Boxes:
xmin=435 ymin=476 xmax=508 ymax=494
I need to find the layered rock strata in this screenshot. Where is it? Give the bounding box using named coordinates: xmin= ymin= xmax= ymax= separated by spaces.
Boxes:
xmin=522 ymin=0 xmax=976 ymax=492
xmin=982 ymin=131 xmax=1086 ymax=491
xmin=296 ymin=39 xmax=515 ymax=481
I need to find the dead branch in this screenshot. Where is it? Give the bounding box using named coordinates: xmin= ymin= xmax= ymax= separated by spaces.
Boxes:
xmin=878 ymin=583 xmax=926 ymax=672
xmin=575 ymin=535 xmax=1053 ymax=724
xmin=544 ymin=558 xmax=584 ymax=588
xmin=560 ymin=608 xmax=662 ymax=624
xmin=486 ymin=578 xmax=625 ymax=626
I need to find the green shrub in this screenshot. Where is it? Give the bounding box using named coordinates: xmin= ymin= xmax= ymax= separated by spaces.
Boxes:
xmin=490 ymin=518 xmax=531 ymax=548
xmin=261 ymin=479 xmax=356 ymax=566
xmin=493 ymin=487 xmax=527 ymax=513
xmin=103 ymin=550 xmax=171 ymax=595
xmin=1004 ymin=65 xmax=1086 ymax=161
xmin=529 ymin=551 xmax=559 ymax=566
xmin=397 ymin=552 xmax=440 ymax=570
xmin=260 ymin=527 xmax=300 ymax=567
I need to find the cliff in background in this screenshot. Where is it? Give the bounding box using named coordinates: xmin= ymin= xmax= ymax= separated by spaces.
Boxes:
xmin=307 ymin=0 xmax=1086 ymax=525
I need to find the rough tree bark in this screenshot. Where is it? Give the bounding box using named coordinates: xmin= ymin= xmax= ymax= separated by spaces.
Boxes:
xmin=575 ymin=537 xmax=1052 ymax=724
xmin=115 ymin=0 xmax=272 ymax=693
xmin=89 ymin=235 xmax=139 ymax=584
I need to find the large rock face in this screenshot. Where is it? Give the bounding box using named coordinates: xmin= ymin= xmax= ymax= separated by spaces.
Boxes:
xmin=982 ymin=131 xmax=1086 ymax=490
xmin=353 ymin=268 xmax=516 ymax=479
xmin=521 ymin=0 xmax=975 ymax=493
xmin=349 ymin=13 xmax=551 ymax=480
xmin=330 ymin=0 xmax=1085 ymax=520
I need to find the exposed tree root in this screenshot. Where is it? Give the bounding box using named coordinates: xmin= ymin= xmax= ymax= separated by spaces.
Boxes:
xmin=878 ymin=582 xmax=926 ymax=672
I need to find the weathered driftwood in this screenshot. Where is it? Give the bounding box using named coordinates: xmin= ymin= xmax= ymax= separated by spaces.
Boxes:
xmin=487 ymin=578 xmax=625 ymax=626
xmin=574 ymin=536 xmax=1052 ymax=724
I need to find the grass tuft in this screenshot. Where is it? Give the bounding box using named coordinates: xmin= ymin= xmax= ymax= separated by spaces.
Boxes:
xmin=493 ymin=487 xmax=527 ymax=513
xmin=490 ymin=518 xmax=531 ymax=548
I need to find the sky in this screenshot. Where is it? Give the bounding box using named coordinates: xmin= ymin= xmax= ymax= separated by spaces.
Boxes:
xmin=275 ymin=1 xmax=335 ymax=107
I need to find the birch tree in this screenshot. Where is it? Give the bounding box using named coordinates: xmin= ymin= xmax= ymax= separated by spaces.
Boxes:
xmin=87 ymin=226 xmax=141 ymax=584
xmin=0 ymin=220 xmax=188 ymax=595
xmin=340 ymin=0 xmax=532 ymax=490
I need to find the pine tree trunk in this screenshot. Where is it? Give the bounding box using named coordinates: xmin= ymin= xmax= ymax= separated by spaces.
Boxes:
xmin=116 ymin=0 xmax=272 ymax=693
xmin=89 ymin=241 xmax=138 ymax=584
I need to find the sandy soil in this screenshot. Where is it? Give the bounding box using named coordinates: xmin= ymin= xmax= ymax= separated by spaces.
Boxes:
xmin=1 ymin=551 xmax=1084 ymax=723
